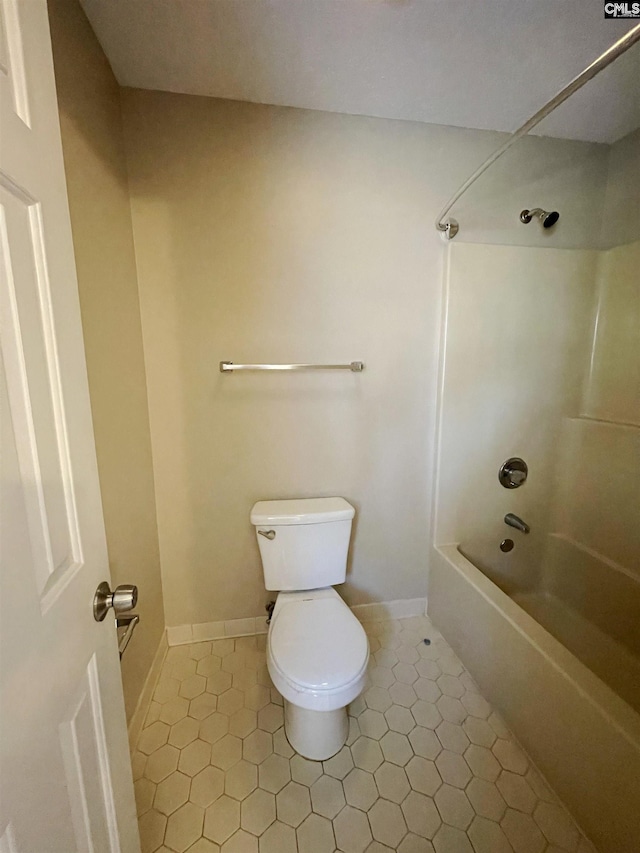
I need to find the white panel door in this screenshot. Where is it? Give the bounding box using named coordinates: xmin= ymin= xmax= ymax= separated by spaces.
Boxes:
xmin=0 ymin=1 xmax=140 ymax=851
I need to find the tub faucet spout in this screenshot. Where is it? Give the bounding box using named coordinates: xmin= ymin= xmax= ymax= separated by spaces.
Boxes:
xmin=504 ymin=513 xmax=530 ymax=534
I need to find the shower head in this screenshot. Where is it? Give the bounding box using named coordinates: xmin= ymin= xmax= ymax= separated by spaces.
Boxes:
xmin=520 ymin=208 xmax=560 ymax=229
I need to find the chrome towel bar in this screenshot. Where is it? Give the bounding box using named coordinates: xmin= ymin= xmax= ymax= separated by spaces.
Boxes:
xmin=220 ymin=361 xmax=364 ymax=373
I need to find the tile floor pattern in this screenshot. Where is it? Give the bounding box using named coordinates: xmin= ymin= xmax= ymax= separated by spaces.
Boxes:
xmin=133 ymin=615 xmax=596 ymax=853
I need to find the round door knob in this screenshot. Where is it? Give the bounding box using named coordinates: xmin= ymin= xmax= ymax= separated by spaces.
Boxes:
xmin=112 ymin=584 xmax=138 ymax=613
xmin=94 ymin=581 xmax=138 ymax=622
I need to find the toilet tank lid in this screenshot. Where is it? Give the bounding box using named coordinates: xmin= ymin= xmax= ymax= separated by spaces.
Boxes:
xmin=251 ymin=497 xmax=355 ymax=526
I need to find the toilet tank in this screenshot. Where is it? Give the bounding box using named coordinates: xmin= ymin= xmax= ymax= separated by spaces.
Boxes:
xmin=250 ymin=497 xmax=355 ymax=591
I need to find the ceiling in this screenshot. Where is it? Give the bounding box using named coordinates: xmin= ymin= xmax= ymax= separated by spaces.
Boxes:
xmin=80 ymin=0 xmax=640 ymax=144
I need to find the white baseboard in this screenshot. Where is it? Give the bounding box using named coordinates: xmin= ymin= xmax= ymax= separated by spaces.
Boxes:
xmin=166 ymin=597 xmax=427 ymax=647
xmin=351 ymin=597 xmax=428 ymax=622
xmin=128 ymin=629 xmax=168 ymax=751
xmin=166 ymin=615 xmax=269 ymax=646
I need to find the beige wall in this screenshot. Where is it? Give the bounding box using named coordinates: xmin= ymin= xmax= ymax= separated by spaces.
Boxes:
xmin=48 ymin=0 xmax=164 ymax=720
xmin=601 ymin=127 xmax=640 ymax=248
xmin=121 ymin=91 xmax=438 ymax=626
xmin=119 ymin=89 xmax=608 ymax=628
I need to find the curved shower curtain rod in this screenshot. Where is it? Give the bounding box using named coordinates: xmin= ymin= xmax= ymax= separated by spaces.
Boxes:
xmin=435 ymin=23 xmax=640 ymax=240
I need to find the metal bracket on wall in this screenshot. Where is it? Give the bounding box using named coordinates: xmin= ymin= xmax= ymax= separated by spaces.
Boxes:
xmin=116 ymin=613 xmax=140 ymax=659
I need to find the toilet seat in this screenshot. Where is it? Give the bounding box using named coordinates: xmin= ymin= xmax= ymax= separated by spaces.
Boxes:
xmin=267 ymin=590 xmax=369 ymax=712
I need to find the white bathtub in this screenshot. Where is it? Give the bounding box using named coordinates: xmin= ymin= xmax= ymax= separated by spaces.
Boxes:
xmin=428 ymin=543 xmax=640 ymax=853
xmin=459 ymin=532 xmax=640 ymax=714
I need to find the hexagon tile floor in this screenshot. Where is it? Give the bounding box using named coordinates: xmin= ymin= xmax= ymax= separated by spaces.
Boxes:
xmin=133 ymin=614 xmax=596 ymax=853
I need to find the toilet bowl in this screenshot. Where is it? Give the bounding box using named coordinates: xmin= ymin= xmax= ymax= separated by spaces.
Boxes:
xmin=267 ymin=588 xmax=369 ymax=759
xmin=251 ymin=497 xmax=369 ymax=760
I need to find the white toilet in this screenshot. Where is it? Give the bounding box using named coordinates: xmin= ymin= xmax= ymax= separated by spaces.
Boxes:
xmin=250 ymin=497 xmax=369 ymax=760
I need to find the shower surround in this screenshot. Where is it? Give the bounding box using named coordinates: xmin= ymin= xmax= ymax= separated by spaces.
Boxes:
xmin=430 ymin=239 xmax=640 ymax=852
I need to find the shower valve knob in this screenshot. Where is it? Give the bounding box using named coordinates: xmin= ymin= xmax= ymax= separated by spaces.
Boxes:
xmin=499 ymin=457 xmax=528 ymax=489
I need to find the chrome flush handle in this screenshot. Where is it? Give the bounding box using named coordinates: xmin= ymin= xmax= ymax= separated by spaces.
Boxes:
xmin=258 ymin=530 xmax=276 ymax=540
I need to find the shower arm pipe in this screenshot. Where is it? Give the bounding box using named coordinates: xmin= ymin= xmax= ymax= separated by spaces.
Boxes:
xmin=435 ymin=23 xmax=640 ymax=239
